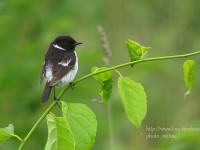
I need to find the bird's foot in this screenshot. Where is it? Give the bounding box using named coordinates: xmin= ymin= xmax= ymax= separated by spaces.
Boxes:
xmin=54 ymin=97 xmax=60 ymax=108
xmin=70 ymin=82 xmax=75 ymax=90
xmin=54 ymin=96 xmax=59 ymax=101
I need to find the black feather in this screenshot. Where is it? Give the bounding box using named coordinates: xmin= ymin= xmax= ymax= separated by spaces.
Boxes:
xmin=40 ymin=36 xmax=81 ymax=103
xmin=41 ymin=82 xmax=52 ymax=103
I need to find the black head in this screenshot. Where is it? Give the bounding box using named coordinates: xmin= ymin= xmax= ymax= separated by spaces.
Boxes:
xmin=53 ymin=36 xmax=82 ymax=51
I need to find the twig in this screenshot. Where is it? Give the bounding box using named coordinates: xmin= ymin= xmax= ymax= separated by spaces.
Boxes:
xmin=18 ymin=50 xmax=200 ymax=149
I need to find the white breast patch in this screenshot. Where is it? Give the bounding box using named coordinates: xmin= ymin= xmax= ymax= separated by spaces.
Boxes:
xmin=45 ymin=64 xmax=53 ymax=82
xmin=58 ymin=52 xmax=78 ymax=87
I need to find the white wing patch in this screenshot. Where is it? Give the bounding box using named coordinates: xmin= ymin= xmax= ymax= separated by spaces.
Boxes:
xmin=57 ymin=52 xmax=78 ymax=87
xmin=58 ymin=59 xmax=71 ymax=67
xmin=53 ymin=44 xmax=66 ymax=51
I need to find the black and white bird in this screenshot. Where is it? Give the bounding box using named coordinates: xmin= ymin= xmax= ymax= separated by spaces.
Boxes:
xmin=40 ymin=36 xmax=82 ymax=103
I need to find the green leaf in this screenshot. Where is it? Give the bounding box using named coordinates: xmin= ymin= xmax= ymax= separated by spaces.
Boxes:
xmin=45 ymin=102 xmax=97 ymax=150
xmin=0 ymin=124 xmax=14 ymax=145
xmin=62 ymin=102 xmax=97 ymax=150
xmin=45 ymin=113 xmax=75 ymax=150
xmin=91 ymin=67 xmax=113 ymax=105
xmin=126 ymin=39 xmax=150 ymax=63
xmin=99 ymin=77 xmax=113 ymax=105
xmin=118 ymin=77 xmax=147 ymax=130
xmin=91 ymin=67 xmax=112 ymax=83
xmin=183 ymin=60 xmax=196 ymax=97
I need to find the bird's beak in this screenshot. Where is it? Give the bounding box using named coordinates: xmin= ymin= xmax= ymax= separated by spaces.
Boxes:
xmin=74 ymin=42 xmax=82 ymax=47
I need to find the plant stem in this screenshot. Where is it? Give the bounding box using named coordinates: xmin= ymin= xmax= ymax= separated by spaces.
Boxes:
xmin=18 ymin=101 xmax=57 ymax=150
xmin=107 ymin=103 xmax=114 ymax=150
xmin=115 ymin=70 xmax=122 ymax=77
xmin=18 ymin=50 xmax=200 ymax=149
xmin=74 ymin=50 xmax=200 ymax=86
xmin=13 ymin=134 xmax=23 ymax=142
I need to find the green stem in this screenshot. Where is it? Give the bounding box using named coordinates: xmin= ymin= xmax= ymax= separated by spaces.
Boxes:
xmin=107 ymin=103 xmax=114 ymax=150
xmin=115 ymin=70 xmax=122 ymax=77
xmin=13 ymin=134 xmax=23 ymax=142
xmin=18 ymin=101 xmax=57 ymax=150
xmin=74 ymin=50 xmax=200 ymax=86
xmin=18 ymin=50 xmax=200 ymax=149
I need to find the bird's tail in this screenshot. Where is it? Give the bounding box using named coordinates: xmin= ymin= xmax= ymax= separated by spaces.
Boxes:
xmin=41 ymin=82 xmax=52 ymax=103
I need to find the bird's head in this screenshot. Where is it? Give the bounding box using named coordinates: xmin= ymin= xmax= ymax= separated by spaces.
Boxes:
xmin=53 ymin=36 xmax=82 ymax=51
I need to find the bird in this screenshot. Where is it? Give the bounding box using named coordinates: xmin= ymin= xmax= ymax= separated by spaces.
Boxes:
xmin=40 ymin=36 xmax=82 ymax=103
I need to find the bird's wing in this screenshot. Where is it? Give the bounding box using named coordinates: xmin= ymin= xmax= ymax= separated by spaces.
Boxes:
xmin=49 ymin=59 xmax=76 ymax=86
xmin=40 ymin=61 xmax=46 ymax=84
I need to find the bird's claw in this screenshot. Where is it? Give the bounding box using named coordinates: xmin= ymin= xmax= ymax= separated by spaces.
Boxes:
xmin=70 ymin=82 xmax=75 ymax=90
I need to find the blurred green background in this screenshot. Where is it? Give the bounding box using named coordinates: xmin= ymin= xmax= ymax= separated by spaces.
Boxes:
xmin=1 ymin=0 xmax=200 ymax=150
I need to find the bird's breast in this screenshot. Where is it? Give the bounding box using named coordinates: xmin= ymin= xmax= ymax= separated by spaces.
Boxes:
xmin=57 ymin=62 xmax=78 ymax=87
xmin=57 ymin=53 xmax=78 ymax=87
